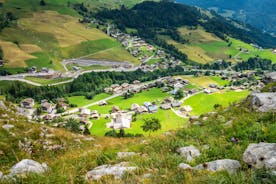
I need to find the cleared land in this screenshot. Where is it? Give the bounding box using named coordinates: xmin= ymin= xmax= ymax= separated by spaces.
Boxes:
xmin=0 ymin=41 xmax=35 ymax=67
xmin=183 ymin=90 xmax=249 ymax=115
xmin=180 ymin=76 xmax=230 ymax=88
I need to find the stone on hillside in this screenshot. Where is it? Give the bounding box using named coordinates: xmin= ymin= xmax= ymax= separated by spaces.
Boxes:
xmin=178 ymin=163 xmax=192 ymax=170
xmin=0 ymin=171 xmax=3 ymax=180
xmin=9 ymin=159 xmax=48 ymax=176
xmin=85 ymin=162 xmax=137 ymax=180
xmin=117 ymin=152 xmax=138 ymax=159
xmin=250 ymin=93 xmax=276 ymax=112
xmin=2 ymin=124 xmax=14 ymax=131
xmin=0 ymin=101 xmax=6 ymax=110
xmin=194 ymin=159 xmax=241 ymax=174
xmin=177 ymin=145 xmax=201 ymax=162
xmin=243 ymin=142 xmax=276 ymax=170
xmin=224 ymin=120 xmax=233 ymax=127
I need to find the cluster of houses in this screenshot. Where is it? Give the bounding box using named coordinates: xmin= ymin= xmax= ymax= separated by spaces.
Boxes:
xmin=107 ymin=26 xmax=182 ymax=72
xmin=17 ymin=98 xmax=69 ymax=121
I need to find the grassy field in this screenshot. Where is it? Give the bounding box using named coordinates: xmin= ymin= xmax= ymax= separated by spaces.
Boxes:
xmin=180 ymin=76 xmax=230 ymax=88
xmin=89 ymin=88 xmax=169 ymax=114
xmin=183 ymin=90 xmax=249 ymax=115
xmin=90 ymin=110 xmax=188 ymax=136
xmin=83 ymin=45 xmax=140 ymax=65
xmin=0 ymin=41 xmax=35 ymax=67
xmin=25 ymin=76 xmax=72 ymax=85
xmin=67 ymin=93 xmax=111 ymax=107
xmin=0 ymin=7 xmax=139 ymax=71
xmin=164 ymin=26 xmax=276 ymax=64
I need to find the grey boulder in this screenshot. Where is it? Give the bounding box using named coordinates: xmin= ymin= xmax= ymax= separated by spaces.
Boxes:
xmin=85 ymin=162 xmax=137 ymax=180
xmin=194 ymin=159 xmax=241 ymax=174
xmin=243 ymin=142 xmax=276 ymax=170
xmin=9 ymin=159 xmax=48 ymax=176
xmin=177 ymin=145 xmax=201 ymax=162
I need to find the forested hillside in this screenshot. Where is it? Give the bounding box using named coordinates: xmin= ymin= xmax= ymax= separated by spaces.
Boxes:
xmin=95 ymin=1 xmax=276 ymax=48
xmin=177 ymin=0 xmax=276 ymax=35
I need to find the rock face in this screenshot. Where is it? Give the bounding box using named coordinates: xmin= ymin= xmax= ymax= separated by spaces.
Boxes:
xmin=9 ymin=159 xmax=48 ymax=176
xmin=243 ymin=143 xmax=276 ymax=171
xmin=194 ymin=159 xmax=241 ymax=174
xmin=85 ymin=162 xmax=137 ymax=180
xmin=177 ymin=145 xmax=201 ymax=162
xmin=117 ymin=152 xmax=138 ymax=159
xmin=251 ymin=93 xmax=276 ymax=112
xmin=0 ymin=171 xmax=3 ymax=180
xmin=2 ymin=124 xmax=14 ymax=131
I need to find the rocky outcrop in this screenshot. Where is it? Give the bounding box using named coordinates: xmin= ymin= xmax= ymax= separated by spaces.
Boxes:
xmin=250 ymin=93 xmax=276 ymax=112
xmin=177 ymin=145 xmax=201 ymax=162
xmin=85 ymin=162 xmax=137 ymax=180
xmin=0 ymin=171 xmax=3 ymax=180
xmin=194 ymin=159 xmax=241 ymax=174
xmin=117 ymin=152 xmax=138 ymax=159
xmin=243 ymin=142 xmax=276 ymax=171
xmin=9 ymin=159 xmax=48 ymax=176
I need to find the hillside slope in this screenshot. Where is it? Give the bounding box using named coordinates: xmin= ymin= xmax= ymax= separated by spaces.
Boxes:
xmin=176 ymin=0 xmax=276 ymax=35
xmin=0 ymin=0 xmax=140 ymax=74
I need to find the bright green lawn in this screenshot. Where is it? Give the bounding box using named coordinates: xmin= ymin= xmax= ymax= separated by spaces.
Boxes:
xmin=89 ymin=88 xmax=169 ymax=114
xmin=183 ymin=90 xmax=249 ymax=115
xmin=68 ymin=93 xmax=110 ymax=107
xmin=90 ymin=110 xmax=188 ymax=136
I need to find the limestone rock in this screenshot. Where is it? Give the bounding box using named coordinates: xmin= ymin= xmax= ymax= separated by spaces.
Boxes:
xmin=243 ymin=142 xmax=276 ymax=170
xmin=85 ymin=162 xmax=137 ymax=180
xmin=177 ymin=145 xmax=201 ymax=162
xmin=9 ymin=159 xmax=48 ymax=176
xmin=250 ymin=93 xmax=276 ymax=112
xmin=2 ymin=124 xmax=14 ymax=131
xmin=194 ymin=159 xmax=240 ymax=174
xmin=178 ymin=163 xmax=192 ymax=170
xmin=117 ymin=152 xmax=138 ymax=159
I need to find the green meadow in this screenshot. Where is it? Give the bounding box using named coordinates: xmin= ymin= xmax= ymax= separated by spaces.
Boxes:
xmin=68 ymin=93 xmax=111 ymax=107
xmin=90 ymin=110 xmax=188 ymax=136
xmin=183 ymin=90 xmax=250 ymax=115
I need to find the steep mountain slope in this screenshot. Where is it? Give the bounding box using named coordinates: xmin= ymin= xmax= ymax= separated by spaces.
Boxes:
xmin=95 ymin=1 xmax=276 ymax=48
xmin=0 ymin=0 xmax=141 ymax=74
xmin=176 ymin=0 xmax=276 ymax=35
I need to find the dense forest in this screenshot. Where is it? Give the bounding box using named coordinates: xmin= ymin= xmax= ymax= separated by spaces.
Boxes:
xmin=0 ymin=67 xmax=193 ymax=102
xmin=94 ymin=1 xmax=276 ymax=48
